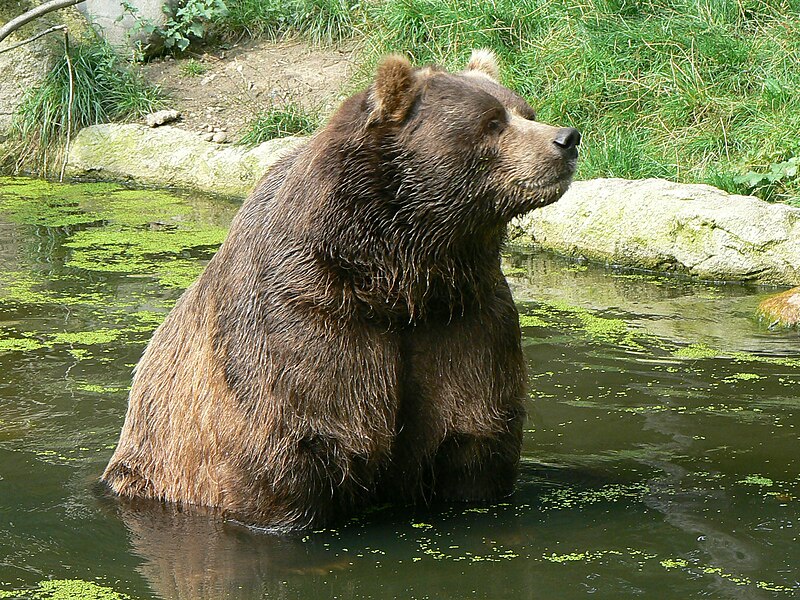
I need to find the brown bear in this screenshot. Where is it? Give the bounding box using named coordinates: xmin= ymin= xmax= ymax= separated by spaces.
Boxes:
xmin=102 ymin=49 xmax=580 ymax=530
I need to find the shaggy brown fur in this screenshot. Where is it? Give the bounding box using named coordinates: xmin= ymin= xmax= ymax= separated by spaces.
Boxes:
xmin=102 ymin=50 xmax=580 ymax=530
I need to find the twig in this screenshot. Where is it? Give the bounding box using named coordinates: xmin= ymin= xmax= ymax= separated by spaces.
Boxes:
xmin=0 ymin=24 xmax=66 ymax=54
xmin=0 ymin=0 xmax=85 ymax=45
xmin=60 ymin=29 xmax=74 ymax=182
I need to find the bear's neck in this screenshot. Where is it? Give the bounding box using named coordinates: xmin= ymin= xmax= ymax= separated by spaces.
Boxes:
xmin=300 ymin=136 xmax=507 ymax=323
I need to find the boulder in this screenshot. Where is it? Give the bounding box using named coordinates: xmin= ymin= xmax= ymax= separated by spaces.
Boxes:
xmin=757 ymin=286 xmax=800 ymax=327
xmin=1 ymin=3 xmax=92 ymax=146
xmin=513 ymin=178 xmax=800 ymax=285
xmin=76 ymin=0 xmax=177 ymax=56
xmin=65 ymin=123 xmax=302 ymax=197
xmin=1 ymin=2 xmax=58 ymax=140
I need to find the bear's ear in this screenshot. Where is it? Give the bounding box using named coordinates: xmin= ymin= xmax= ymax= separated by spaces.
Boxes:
xmin=369 ymin=54 xmax=416 ymax=125
xmin=466 ymin=48 xmax=500 ymax=81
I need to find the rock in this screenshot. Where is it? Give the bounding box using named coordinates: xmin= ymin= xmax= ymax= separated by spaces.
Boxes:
xmin=0 ymin=2 xmax=88 ymax=139
xmin=757 ymin=286 xmax=800 ymax=327
xmin=76 ymin=0 xmax=178 ymax=57
xmin=0 ymin=44 xmax=52 ymax=138
xmin=201 ymin=132 xmax=214 ymax=142
xmin=513 ymin=178 xmax=800 ymax=285
xmin=212 ymin=131 xmax=227 ymax=144
xmin=66 ymin=123 xmax=303 ymax=197
xmin=145 ymin=109 xmax=181 ymax=128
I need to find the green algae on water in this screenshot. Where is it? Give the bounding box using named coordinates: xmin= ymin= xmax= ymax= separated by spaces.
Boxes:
xmin=153 ymin=259 xmax=208 ymax=289
xmin=522 ymin=300 xmax=651 ymax=350
xmin=659 ymin=556 xmax=796 ymax=593
xmin=519 ymin=314 xmax=548 ymax=328
xmin=0 ymin=177 xmax=230 ymax=290
xmin=0 ymin=579 xmax=133 ymax=599
xmin=672 ymin=343 xmax=720 ymax=359
xmin=722 ymin=372 xmax=762 ymax=383
xmin=671 ymin=342 xmax=800 ymax=369
xmin=543 ymin=549 xmax=623 ymax=563
xmin=0 ymin=323 xmax=161 ymax=356
xmin=539 ymin=483 xmax=650 ymax=510
xmin=0 ymin=335 xmax=45 ymax=353
xmin=75 ymin=383 xmax=129 ymax=394
xmin=738 ymin=474 xmax=774 ymax=487
xmin=63 ymin=225 xmax=226 ymax=277
xmin=0 ymin=178 xmax=233 ymax=360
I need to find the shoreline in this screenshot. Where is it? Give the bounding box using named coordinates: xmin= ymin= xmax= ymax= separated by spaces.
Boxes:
xmin=11 ymin=121 xmax=800 ymax=288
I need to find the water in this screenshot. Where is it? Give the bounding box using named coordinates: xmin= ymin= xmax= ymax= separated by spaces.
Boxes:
xmin=0 ymin=176 xmax=798 ymax=599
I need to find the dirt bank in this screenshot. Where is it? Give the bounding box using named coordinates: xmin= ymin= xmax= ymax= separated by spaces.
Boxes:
xmin=141 ymin=39 xmax=356 ymax=140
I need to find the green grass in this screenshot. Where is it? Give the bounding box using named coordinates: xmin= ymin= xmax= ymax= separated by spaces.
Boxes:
xmin=214 ymin=0 xmax=800 ymax=203
xmin=179 ymin=58 xmax=209 ymax=77
xmin=215 ymin=0 xmax=364 ymax=44
xmin=6 ymin=35 xmax=162 ymax=176
xmin=238 ymin=101 xmax=320 ymax=145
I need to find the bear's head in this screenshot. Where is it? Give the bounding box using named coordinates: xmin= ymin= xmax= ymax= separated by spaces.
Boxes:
xmin=364 ymin=50 xmax=580 ymax=225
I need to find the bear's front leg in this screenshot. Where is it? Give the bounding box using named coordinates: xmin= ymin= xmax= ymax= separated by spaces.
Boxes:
xmin=430 ymin=421 xmax=523 ymax=502
xmin=188 ymin=302 xmax=404 ymax=529
xmin=396 ymin=279 xmax=527 ymax=504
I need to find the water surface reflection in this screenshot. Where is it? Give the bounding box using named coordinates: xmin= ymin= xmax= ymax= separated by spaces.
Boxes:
xmin=0 ymin=179 xmax=797 ymax=599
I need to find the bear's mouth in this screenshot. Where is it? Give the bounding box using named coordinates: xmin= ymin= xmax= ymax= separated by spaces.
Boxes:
xmin=500 ymin=172 xmax=575 ymax=216
xmin=512 ymin=173 xmax=573 ymax=192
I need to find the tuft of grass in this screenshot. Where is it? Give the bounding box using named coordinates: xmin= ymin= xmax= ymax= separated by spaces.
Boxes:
xmin=179 ymin=58 xmax=209 ymax=77
xmin=216 ymin=0 xmax=364 ymax=44
xmin=212 ymin=0 xmax=800 ymax=204
xmin=6 ymin=35 xmax=163 ymax=176
xmin=237 ymin=101 xmax=320 ymax=145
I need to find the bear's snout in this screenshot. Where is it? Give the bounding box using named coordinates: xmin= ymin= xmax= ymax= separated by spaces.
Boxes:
xmin=552 ymin=127 xmax=581 ymax=160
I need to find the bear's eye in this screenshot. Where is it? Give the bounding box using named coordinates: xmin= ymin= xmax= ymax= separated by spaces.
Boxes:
xmin=484 ymin=118 xmax=506 ymax=135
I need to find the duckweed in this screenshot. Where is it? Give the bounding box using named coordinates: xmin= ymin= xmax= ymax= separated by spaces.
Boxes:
xmin=722 ymin=372 xmax=763 ymax=382
xmin=659 ymin=557 xmax=795 ymax=592
xmin=672 ymin=343 xmax=720 ymax=359
xmin=539 ymin=483 xmax=650 ymax=510
xmin=0 ymin=336 xmax=46 ymax=353
xmin=521 ymin=302 xmax=635 ymax=348
xmin=0 ymin=579 xmax=132 ymax=599
xmin=543 ymin=550 xmax=623 ymax=563
xmin=519 ymin=314 xmax=548 ymax=328
xmin=738 ymin=475 xmax=774 ymax=487
xmin=0 ymin=178 xmax=234 ymax=362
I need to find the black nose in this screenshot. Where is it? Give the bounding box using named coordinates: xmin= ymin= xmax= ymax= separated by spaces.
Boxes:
xmin=553 ymin=127 xmax=581 ymax=158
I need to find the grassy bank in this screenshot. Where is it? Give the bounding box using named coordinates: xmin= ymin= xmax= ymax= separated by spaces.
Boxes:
xmin=218 ymin=0 xmax=800 ymax=204
xmin=4 ymin=36 xmax=162 ymax=177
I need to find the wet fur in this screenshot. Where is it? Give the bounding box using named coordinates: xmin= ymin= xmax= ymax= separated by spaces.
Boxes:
xmin=102 ymin=51 xmax=577 ymax=530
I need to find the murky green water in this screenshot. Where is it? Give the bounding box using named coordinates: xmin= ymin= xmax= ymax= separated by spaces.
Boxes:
xmin=1 ymin=176 xmax=798 ymax=599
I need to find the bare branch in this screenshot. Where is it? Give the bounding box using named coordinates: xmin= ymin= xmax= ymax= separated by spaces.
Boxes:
xmin=60 ymin=29 xmax=74 ymax=182
xmin=0 ymin=24 xmax=66 ymax=54
xmin=0 ymin=0 xmax=85 ymax=45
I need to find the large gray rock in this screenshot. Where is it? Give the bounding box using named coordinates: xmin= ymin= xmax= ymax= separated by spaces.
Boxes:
xmin=0 ymin=2 xmax=58 ymax=140
xmin=0 ymin=42 xmax=52 ymax=139
xmin=1 ymin=3 xmax=91 ymax=145
xmin=514 ymin=178 xmax=800 ymax=285
xmin=65 ymin=123 xmax=303 ymax=197
xmin=77 ymin=0 xmax=175 ymax=55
